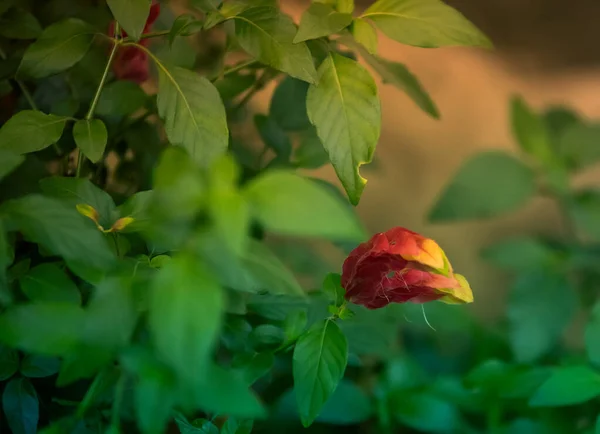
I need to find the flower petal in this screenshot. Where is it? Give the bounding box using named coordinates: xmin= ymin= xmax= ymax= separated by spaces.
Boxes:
xmin=437 ymin=274 xmax=474 ymax=304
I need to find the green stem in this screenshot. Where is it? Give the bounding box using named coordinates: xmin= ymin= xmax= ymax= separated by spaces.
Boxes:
xmin=219 ymin=59 xmax=257 ymax=80
xmin=76 ymin=23 xmax=121 ymax=178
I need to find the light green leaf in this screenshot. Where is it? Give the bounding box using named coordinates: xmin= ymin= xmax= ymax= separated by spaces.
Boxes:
xmin=586 ymin=302 xmax=600 ymax=368
xmin=428 ymin=151 xmax=536 ymax=222
xmin=0 ymin=149 xmax=24 ymax=180
xmin=294 ymin=3 xmax=352 ymax=43
xmin=322 ymin=273 xmax=345 ymax=306
xmin=149 ymin=254 xmax=223 ymax=385
xmin=157 ymin=65 xmax=229 ymax=166
xmin=511 ymin=96 xmax=553 ymax=165
xmin=3 ymin=195 xmax=116 ymax=269
xmin=116 ymin=190 xmax=153 ymax=233
xmin=284 ymin=310 xmax=308 ymax=343
xmin=19 ymin=354 xmax=60 ymax=378
xmin=0 ymin=343 xmax=19 ymax=381
xmin=244 ymin=170 xmax=365 ymax=240
xmin=352 ymin=18 xmax=378 ymax=54
xmin=306 ymin=53 xmax=381 ymax=205
xmin=361 ymin=0 xmax=491 ymax=48
xmin=508 ymin=272 xmax=577 ymax=363
xmin=293 ymin=319 xmax=348 ymax=427
xmin=0 ymin=303 xmax=85 ymax=355
xmin=0 ymin=8 xmax=42 ymax=40
xmin=107 ymin=0 xmax=151 ymax=41
xmin=39 ymin=176 xmax=116 ymax=228
xmin=269 ymin=76 xmax=311 ymax=131
xmin=2 ymin=377 xmax=38 ymax=434
xmin=234 ymin=6 xmax=318 ymax=83
xmin=73 ymin=119 xmax=108 ymax=163
xmin=18 ymin=18 xmax=95 ymax=79
xmin=19 ymin=263 xmax=81 ymax=305
xmin=393 ymin=392 xmax=460 ymax=432
xmin=0 ymin=110 xmax=68 ymax=154
xmin=530 ymin=366 xmax=600 ymax=407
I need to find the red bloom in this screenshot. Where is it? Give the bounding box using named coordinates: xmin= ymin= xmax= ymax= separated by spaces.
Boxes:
xmin=109 ymin=1 xmax=161 ymax=84
xmin=341 ymin=227 xmax=473 ymax=309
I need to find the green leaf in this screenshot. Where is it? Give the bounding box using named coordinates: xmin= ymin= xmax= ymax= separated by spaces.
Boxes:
xmin=284 ymin=310 xmax=307 ymax=343
xmin=18 ymin=18 xmax=95 ymax=79
xmin=352 ymin=18 xmax=378 ymax=54
xmin=428 ymin=151 xmax=536 ymax=222
xmin=269 ymin=76 xmax=311 ymax=131
xmin=508 ymin=272 xmax=577 ymax=363
xmin=481 ymin=237 xmax=557 ymax=272
xmin=20 ymin=354 xmax=60 ymax=378
xmin=249 ymin=324 xmax=284 ymax=351
xmin=169 ymin=14 xmax=204 ymax=46
xmin=121 ymin=347 xmax=176 ymax=434
xmin=393 ymin=392 xmax=460 ymax=432
xmin=244 ymin=171 xmax=365 ymax=240
xmin=106 ymin=0 xmax=151 ymax=41
xmin=149 ymin=254 xmax=223 ymax=386
xmin=0 ymin=344 xmax=19 ymax=380
xmin=293 ymin=319 xmax=348 ymax=427
xmin=0 ymin=110 xmax=68 ymax=154
xmin=215 ymin=72 xmax=255 ymax=101
xmin=0 ymin=149 xmax=24 ymax=181
xmin=72 ymin=119 xmax=108 ymax=164
xmin=157 ymin=65 xmax=229 ymax=166
xmin=363 ymin=55 xmax=438 ymax=118
xmin=231 ymin=351 xmax=274 ymax=385
xmin=4 ymin=195 xmax=115 ymax=269
xmin=221 ymin=418 xmax=253 ymax=434
xmin=557 ymin=122 xmax=600 ymax=171
xmin=39 ymin=176 xmax=116 ymax=229
xmin=116 ymin=190 xmax=153 ymax=233
xmin=586 ymin=302 xmax=600 ymax=368
xmin=19 ymin=263 xmax=81 ymax=305
xmin=306 ymin=53 xmax=381 ymax=205
xmin=322 ymin=273 xmax=345 ymax=306
xmin=294 ymin=128 xmax=329 ymax=169
xmin=361 ymin=0 xmax=491 ymax=48
xmin=247 ymin=293 xmax=308 ymax=321
xmin=0 ymin=8 xmax=42 ymax=39
xmin=254 ymin=114 xmax=292 ymax=160
xmin=294 ymin=3 xmax=352 ymax=43
xmin=315 ymin=380 xmax=372 ymax=425
xmin=511 ymin=96 xmax=553 ymax=165
xmin=0 ymin=303 xmax=85 ymax=355
xmin=570 ymin=190 xmax=600 ymax=241
xmin=95 ymin=80 xmax=148 ymax=118
xmin=530 ymin=366 xmax=600 ymax=407
xmin=234 ymin=6 xmax=318 ymax=83
xmin=2 ymin=377 xmax=38 ymax=434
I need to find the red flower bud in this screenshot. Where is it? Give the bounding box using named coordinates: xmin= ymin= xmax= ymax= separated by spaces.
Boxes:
xmin=341 ymin=227 xmax=473 ymax=309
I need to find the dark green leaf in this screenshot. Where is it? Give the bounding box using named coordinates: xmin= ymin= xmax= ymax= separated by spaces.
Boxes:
xmin=557 ymin=122 xmax=600 ymax=170
xmin=306 ymin=53 xmax=381 ymax=205
xmin=0 ymin=343 xmax=19 ymax=380
xmin=18 ymin=18 xmax=95 ymax=79
xmin=221 ymin=418 xmax=253 ymax=434
xmin=244 ymin=171 xmax=365 ymax=240
xmin=234 ymin=7 xmax=318 ymax=83
xmin=361 ymin=0 xmax=491 ymax=48
xmin=39 ymin=176 xmax=116 ymax=229
xmin=19 ymin=354 xmax=60 ymax=378
xmin=269 ymin=76 xmax=311 ymax=131
xmin=352 ymin=18 xmax=378 ymax=54
xmin=149 ymin=254 xmax=223 ymax=385
xmin=294 ymin=128 xmax=329 ymax=169
xmin=0 ymin=110 xmax=68 ymax=154
xmin=0 ymin=149 xmax=24 ymax=181
xmin=254 ymin=114 xmax=291 ymax=159
xmin=4 ymin=195 xmax=116 ymax=269
xmin=73 ymin=119 xmax=108 ymax=163
xmin=247 ymin=293 xmax=308 ymax=320
xmin=215 ymin=72 xmax=255 ymax=101
xmin=231 ymin=351 xmax=274 ymax=385
xmin=95 ymin=80 xmax=148 ymax=118
xmin=315 ymin=380 xmax=372 ymax=425
xmin=19 ymin=263 xmax=81 ymax=305
xmin=0 ymin=8 xmax=42 ymax=39
xmin=586 ymin=301 xmax=600 ymax=368
xmin=481 ymin=237 xmax=557 ymax=271
xmin=508 ymin=272 xmax=577 ymax=363
xmin=107 ymin=0 xmax=151 ymax=41
xmin=571 ymin=190 xmax=600 ymax=241
xmin=530 ymin=366 xmax=600 ymax=407
xmin=2 ymin=377 xmax=38 ymax=434
xmin=322 ymin=273 xmax=345 ymax=306
xmin=0 ymin=303 xmax=85 ymax=355
xmin=293 ymin=319 xmax=348 ymax=427
xmin=393 ymin=392 xmax=460 ymax=432
xmin=428 ymin=151 xmax=536 ymax=222
xmin=249 ymin=324 xmax=284 ymax=351
xmin=169 ymin=14 xmax=204 ymax=45
xmin=294 ymin=3 xmax=352 ymax=43
xmin=511 ymin=96 xmax=553 ymax=164
xmin=157 ymin=65 xmax=229 ymax=166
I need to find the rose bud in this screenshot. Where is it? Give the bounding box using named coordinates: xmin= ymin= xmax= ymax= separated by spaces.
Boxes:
xmin=341 ymin=227 xmax=473 ymax=309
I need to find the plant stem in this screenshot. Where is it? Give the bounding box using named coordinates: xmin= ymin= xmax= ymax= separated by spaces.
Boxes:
xmin=76 ymin=23 xmax=121 ymax=178
xmin=219 ymin=59 xmax=257 ymax=80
